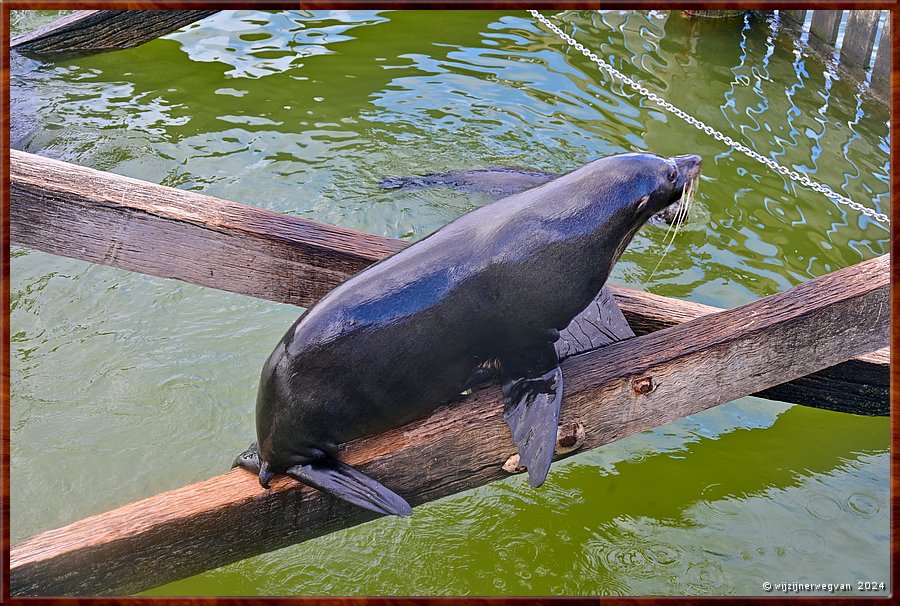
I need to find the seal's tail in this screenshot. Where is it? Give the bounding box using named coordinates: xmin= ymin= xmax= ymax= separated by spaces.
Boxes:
xmin=285 ymin=457 xmax=413 ymax=517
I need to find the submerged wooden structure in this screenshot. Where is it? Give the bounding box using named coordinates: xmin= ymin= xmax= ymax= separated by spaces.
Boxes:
xmin=688 ymin=9 xmax=890 ymax=93
xmin=8 ymin=9 xmax=892 ymax=597
xmin=783 ymin=8 xmax=890 ymax=88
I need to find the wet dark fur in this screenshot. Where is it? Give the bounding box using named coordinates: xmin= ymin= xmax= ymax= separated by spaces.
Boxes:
xmin=249 ymin=152 xmax=702 ymax=515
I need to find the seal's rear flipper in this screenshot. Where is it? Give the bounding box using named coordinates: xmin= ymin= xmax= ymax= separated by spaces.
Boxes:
xmin=555 ymin=285 xmax=635 ymax=362
xmin=380 ymin=168 xmax=557 ymax=199
xmin=502 ymin=365 xmax=563 ymax=488
xmin=285 ymin=457 xmax=413 ymax=518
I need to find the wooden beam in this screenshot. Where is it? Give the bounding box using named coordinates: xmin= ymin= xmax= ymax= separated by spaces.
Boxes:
xmin=9 ymin=254 xmax=889 ymax=595
xmin=756 ymin=348 xmax=888 ymax=416
xmin=10 ymin=150 xmax=887 ymax=414
xmin=11 ymin=10 xmax=218 ymax=58
xmin=612 ymin=289 xmax=889 ymax=415
xmin=841 ymin=10 xmax=882 ymax=68
xmin=10 ymin=149 xmax=405 ymax=309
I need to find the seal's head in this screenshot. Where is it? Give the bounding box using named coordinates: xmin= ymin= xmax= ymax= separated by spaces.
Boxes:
xmin=613 ymin=153 xmax=701 ymax=284
xmin=626 ymin=153 xmax=702 ymax=223
xmin=566 ymin=152 xmax=700 ymax=268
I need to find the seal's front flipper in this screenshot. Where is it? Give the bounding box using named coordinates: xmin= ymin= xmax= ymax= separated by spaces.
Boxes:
xmin=555 ymin=285 xmax=635 ymax=362
xmin=502 ymin=365 xmax=563 ymax=488
xmin=233 ymin=442 xmax=261 ymax=473
xmin=285 ymin=457 xmax=413 ymax=518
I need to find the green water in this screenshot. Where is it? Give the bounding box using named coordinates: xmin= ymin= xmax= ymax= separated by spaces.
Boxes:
xmin=10 ymin=10 xmax=889 ymax=596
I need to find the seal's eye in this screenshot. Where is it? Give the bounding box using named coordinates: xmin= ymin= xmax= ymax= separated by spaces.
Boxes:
xmin=667 ymin=168 xmax=677 ymax=182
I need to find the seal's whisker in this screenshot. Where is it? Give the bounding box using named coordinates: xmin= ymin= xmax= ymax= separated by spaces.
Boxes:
xmin=644 ymin=176 xmax=697 ymax=286
xmin=644 ymin=200 xmax=681 ymax=285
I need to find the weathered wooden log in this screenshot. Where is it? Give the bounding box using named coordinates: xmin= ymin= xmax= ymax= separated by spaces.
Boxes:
xmin=612 ymin=289 xmax=889 ymax=415
xmin=10 ymin=150 xmax=888 ymax=414
xmin=9 ymin=253 xmax=889 ymax=595
xmin=10 ymin=149 xmax=404 ymax=308
xmin=842 ymin=10 xmax=882 ymax=68
xmin=756 ymin=348 xmax=888 ymax=415
xmin=11 ymin=10 xmax=218 ymax=58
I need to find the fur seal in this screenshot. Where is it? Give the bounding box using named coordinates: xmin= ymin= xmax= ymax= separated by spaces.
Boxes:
xmin=236 ymin=152 xmax=702 ymax=517
xmin=380 ymin=166 xmax=686 ymax=225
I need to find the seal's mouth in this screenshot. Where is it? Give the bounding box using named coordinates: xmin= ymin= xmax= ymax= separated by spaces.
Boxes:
xmin=643 ymin=154 xmax=702 ymax=285
xmin=668 ymin=154 xmax=702 ymax=227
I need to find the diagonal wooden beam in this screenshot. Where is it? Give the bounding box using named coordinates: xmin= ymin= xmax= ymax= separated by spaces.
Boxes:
xmin=10 ymin=149 xmax=888 ymax=414
xmin=11 ymin=10 xmax=218 ymax=58
xmin=613 ymin=289 xmax=889 ymax=415
xmin=9 ymin=254 xmax=889 ymax=595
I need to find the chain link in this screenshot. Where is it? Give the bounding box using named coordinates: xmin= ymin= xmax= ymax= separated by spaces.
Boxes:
xmin=528 ymin=10 xmax=890 ymax=225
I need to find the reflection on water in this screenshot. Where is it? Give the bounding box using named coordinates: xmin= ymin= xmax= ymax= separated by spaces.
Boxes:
xmin=10 ymin=9 xmax=889 ymax=596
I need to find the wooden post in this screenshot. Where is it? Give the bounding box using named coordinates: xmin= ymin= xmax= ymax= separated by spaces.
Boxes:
xmin=872 ymin=16 xmax=891 ymax=88
xmin=8 ymin=254 xmax=890 ymax=595
xmin=11 ymin=10 xmax=217 ymax=58
xmin=810 ymin=10 xmax=844 ymax=47
xmin=842 ymin=10 xmax=882 ymax=68
xmin=782 ymin=10 xmax=807 ymax=29
xmin=9 ymin=150 xmax=888 ymax=414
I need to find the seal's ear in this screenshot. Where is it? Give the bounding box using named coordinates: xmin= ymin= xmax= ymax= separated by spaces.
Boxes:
xmin=636 ymin=195 xmax=650 ymax=212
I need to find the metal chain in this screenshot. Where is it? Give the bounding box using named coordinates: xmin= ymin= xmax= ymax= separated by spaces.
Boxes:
xmin=528 ymin=10 xmax=890 ymax=225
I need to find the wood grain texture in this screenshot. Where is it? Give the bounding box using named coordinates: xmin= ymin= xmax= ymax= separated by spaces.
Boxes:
xmin=613 ymin=289 xmax=889 ymax=415
xmin=9 ymin=254 xmax=889 ymax=596
xmin=810 ymin=10 xmax=843 ymax=46
xmin=842 ymin=10 xmax=881 ymax=68
xmin=872 ymin=15 xmax=891 ymax=86
xmin=10 ymin=149 xmax=405 ymax=308
xmin=781 ymin=10 xmax=807 ymax=27
xmin=10 ymin=10 xmax=218 ymax=57
xmin=10 ymin=149 xmax=887 ymax=414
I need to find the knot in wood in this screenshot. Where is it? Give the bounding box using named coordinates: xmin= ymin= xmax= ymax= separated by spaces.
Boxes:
xmin=555 ymin=421 xmax=585 ymax=454
xmin=632 ymin=376 xmax=656 ymax=395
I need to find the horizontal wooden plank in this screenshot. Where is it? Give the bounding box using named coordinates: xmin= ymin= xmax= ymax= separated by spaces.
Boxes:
xmin=10 ymin=149 xmax=405 ymax=308
xmin=9 ymin=254 xmax=889 ymax=595
xmin=11 ymin=10 xmax=218 ymax=58
xmin=10 ymin=149 xmax=887 ymax=414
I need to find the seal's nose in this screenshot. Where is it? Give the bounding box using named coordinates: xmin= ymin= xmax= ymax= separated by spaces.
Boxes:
xmin=673 ymin=154 xmax=702 ymax=188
